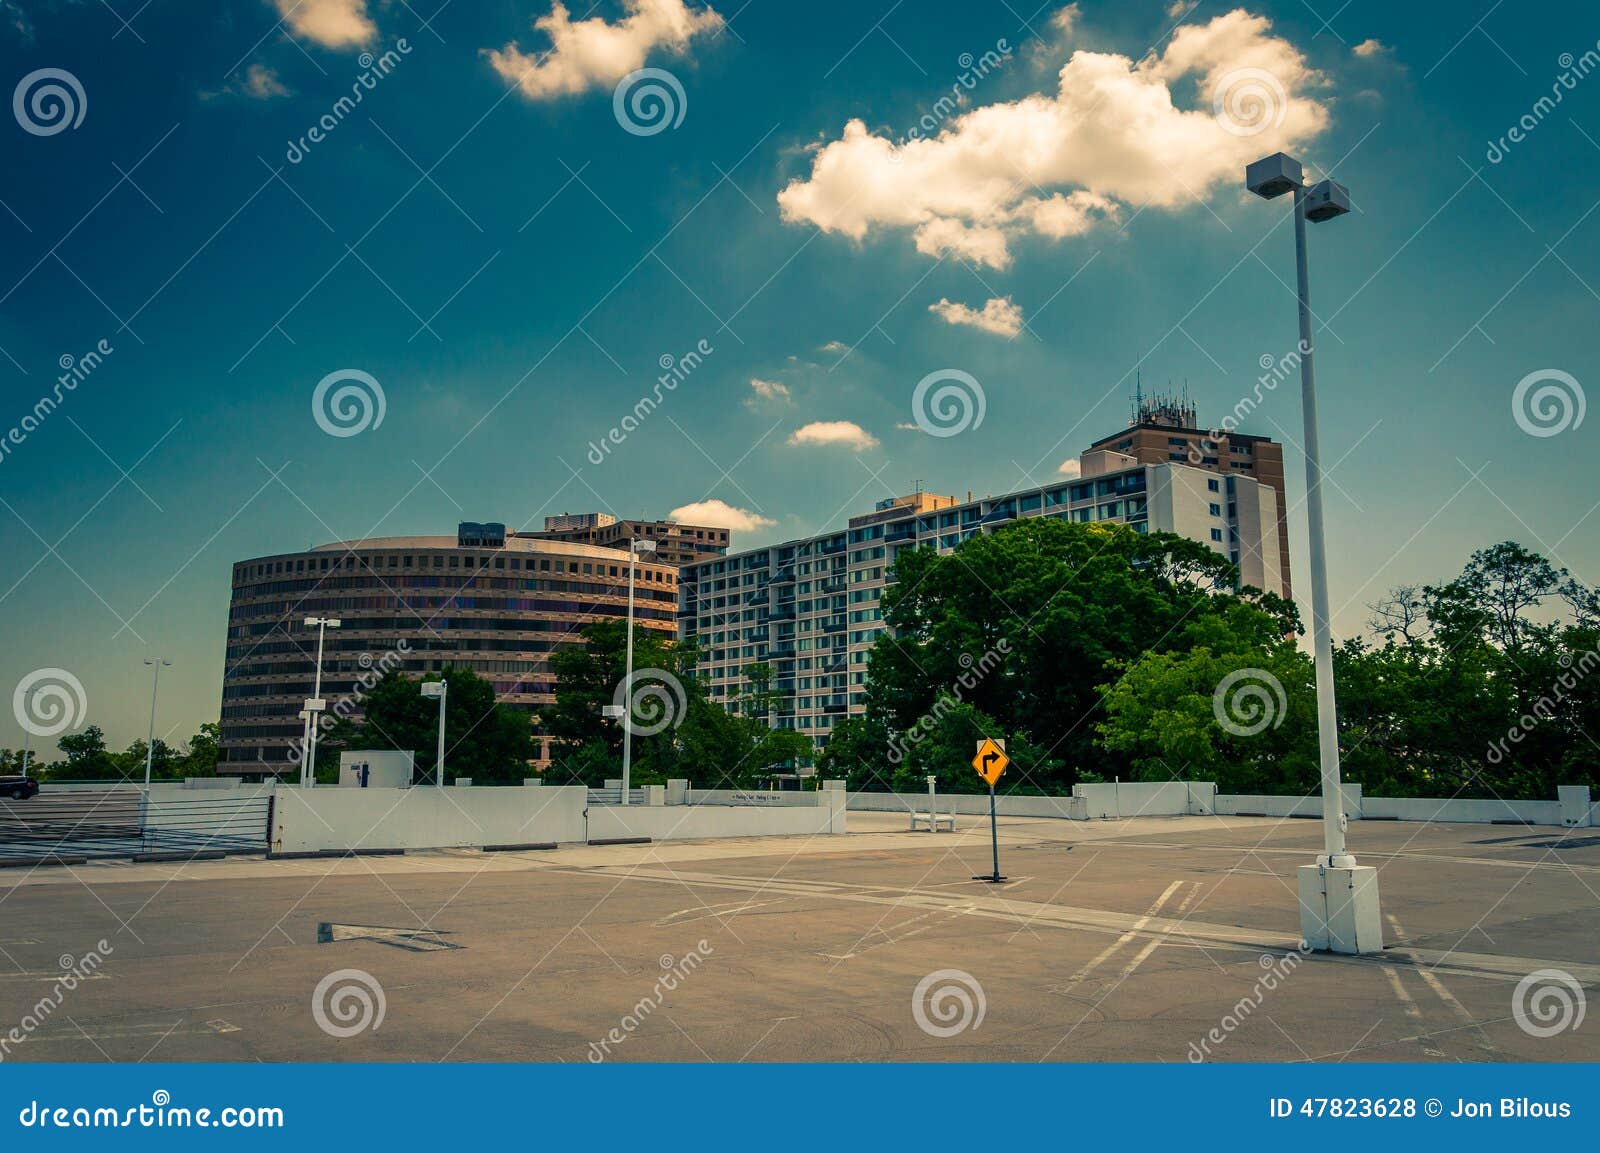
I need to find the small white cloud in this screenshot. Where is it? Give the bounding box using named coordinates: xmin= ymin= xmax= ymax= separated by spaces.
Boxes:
xmin=1352 ymin=38 xmax=1390 ymax=58
xmin=788 ymin=421 xmax=879 ymax=450
xmin=273 ymin=0 xmax=375 ymax=49
xmin=243 ymin=64 xmax=290 ymax=99
xmin=487 ymin=0 xmax=723 ymax=101
xmin=929 ymin=295 xmax=1024 ymax=337
xmin=669 ymin=499 xmax=775 ymax=533
xmin=745 ymin=377 xmax=792 ymax=408
xmin=1050 ymin=4 xmax=1081 ymax=37
xmin=1057 ymin=458 xmax=1082 ymax=478
xmin=1166 ymin=1 xmax=1194 ymax=19
xmin=819 ymin=340 xmax=850 ymax=355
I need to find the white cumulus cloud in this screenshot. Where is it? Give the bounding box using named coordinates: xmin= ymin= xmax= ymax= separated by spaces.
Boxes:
xmin=243 ymin=64 xmax=290 ymax=99
xmin=668 ymin=499 xmax=775 ymax=533
xmin=788 ymin=421 xmax=879 ymax=451
xmin=273 ymin=0 xmax=375 ymax=49
xmin=929 ymin=296 xmax=1024 ymax=337
xmin=1352 ymin=38 xmax=1390 ymax=58
xmin=486 ymin=0 xmax=723 ymax=100
xmin=746 ymin=377 xmax=792 ymax=407
xmin=777 ymin=8 xmax=1328 ymax=268
xmin=1057 ymin=458 xmax=1082 ymax=478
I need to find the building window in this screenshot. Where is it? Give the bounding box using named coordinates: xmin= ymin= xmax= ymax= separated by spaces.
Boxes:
xmin=1209 ymin=503 xmax=1221 ymax=516
xmin=1210 ymin=529 xmax=1223 ymax=542
xmin=1207 ymin=478 xmax=1220 ymax=492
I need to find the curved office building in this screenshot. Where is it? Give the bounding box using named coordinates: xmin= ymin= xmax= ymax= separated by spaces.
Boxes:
xmin=219 ymin=524 xmax=680 ymax=778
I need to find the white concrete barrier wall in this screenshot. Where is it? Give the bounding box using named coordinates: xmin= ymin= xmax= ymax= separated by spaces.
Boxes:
xmin=1362 ymin=796 xmax=1561 ymax=825
xmin=270 ymin=785 xmax=587 ymax=853
xmin=589 ymin=795 xmax=845 ymax=841
xmin=1215 ymin=792 xmax=1356 ymax=818
xmin=686 ymin=788 xmax=823 ymax=807
xmin=1072 ymin=781 xmax=1194 ymax=819
xmin=846 ymin=791 xmax=1084 ymax=819
xmin=845 ymin=782 xmax=1591 ymax=827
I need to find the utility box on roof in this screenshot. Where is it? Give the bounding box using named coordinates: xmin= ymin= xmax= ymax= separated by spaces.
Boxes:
xmin=339 ymin=750 xmax=414 ymax=789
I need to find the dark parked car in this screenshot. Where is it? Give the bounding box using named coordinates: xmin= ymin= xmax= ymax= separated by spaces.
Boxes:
xmin=0 ymin=774 xmax=40 ymax=800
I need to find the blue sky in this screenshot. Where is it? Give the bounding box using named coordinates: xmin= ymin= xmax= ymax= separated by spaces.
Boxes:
xmin=0 ymin=0 xmax=1596 ymax=750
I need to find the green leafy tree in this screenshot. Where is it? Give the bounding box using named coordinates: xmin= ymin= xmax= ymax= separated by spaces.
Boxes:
xmin=323 ymin=665 xmax=534 ymax=785
xmin=546 ymin=624 xmax=816 ymax=788
xmin=45 ymin=725 xmax=118 ymax=779
xmin=1333 ymin=541 xmax=1600 ymax=797
xmin=174 ymin=723 xmax=221 ymax=778
xmin=830 ymin=517 xmax=1297 ymax=793
xmin=1098 ymin=613 xmax=1319 ymax=794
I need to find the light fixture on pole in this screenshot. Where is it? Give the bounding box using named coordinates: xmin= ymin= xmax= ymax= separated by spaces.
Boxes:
xmin=302 ymin=616 xmax=340 ymax=787
xmin=1246 ymin=151 xmax=1381 ymax=954
xmin=421 ymin=679 xmax=447 ymax=787
xmin=142 ymin=658 xmax=172 ymax=791
xmin=618 ymin=538 xmax=657 ymax=806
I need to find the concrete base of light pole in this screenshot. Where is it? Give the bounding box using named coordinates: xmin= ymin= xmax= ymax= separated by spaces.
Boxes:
xmin=1298 ymin=863 xmax=1384 ymax=955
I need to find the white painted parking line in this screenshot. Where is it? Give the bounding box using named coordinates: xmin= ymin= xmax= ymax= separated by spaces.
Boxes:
xmin=1067 ymin=881 xmax=1186 ymax=985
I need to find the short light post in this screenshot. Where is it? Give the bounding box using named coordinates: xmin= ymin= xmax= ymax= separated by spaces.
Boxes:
xmin=619 ymin=538 xmax=657 ymax=805
xmin=302 ymin=616 xmax=340 ymax=787
xmin=142 ymin=658 xmax=172 ymax=791
xmin=421 ymin=680 xmax=447 ymax=787
xmin=1246 ymin=151 xmax=1381 ymax=954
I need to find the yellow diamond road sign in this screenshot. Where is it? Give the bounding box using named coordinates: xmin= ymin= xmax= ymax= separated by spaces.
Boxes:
xmin=972 ymin=738 xmax=1008 ymax=787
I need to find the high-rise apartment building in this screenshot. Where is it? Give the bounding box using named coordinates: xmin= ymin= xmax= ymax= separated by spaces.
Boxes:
xmin=538 ymin=513 xmax=730 ymax=567
xmin=1086 ymin=393 xmax=1292 ymax=598
xmin=678 ymin=420 xmax=1285 ymax=748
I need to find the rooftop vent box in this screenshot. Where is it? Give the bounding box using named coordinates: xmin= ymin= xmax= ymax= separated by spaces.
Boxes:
xmin=458 ymin=522 xmax=506 ymax=548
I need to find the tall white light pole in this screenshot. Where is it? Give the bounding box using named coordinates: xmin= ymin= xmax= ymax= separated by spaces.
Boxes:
xmin=1246 ymin=152 xmax=1381 ymax=954
xmin=421 ymin=680 xmax=447 ymax=787
xmin=303 ymin=616 xmax=340 ymax=787
xmin=619 ymin=538 xmax=657 ymax=805
xmin=142 ymin=658 xmax=172 ymax=791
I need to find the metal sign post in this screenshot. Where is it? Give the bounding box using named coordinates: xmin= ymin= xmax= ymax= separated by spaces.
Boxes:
xmin=970 ymin=738 xmax=1008 ymax=883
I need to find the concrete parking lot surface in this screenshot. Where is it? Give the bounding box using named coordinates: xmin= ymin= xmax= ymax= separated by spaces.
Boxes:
xmin=1 ymin=813 xmax=1595 ymax=1063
